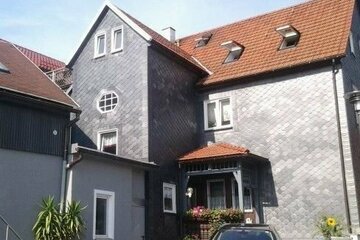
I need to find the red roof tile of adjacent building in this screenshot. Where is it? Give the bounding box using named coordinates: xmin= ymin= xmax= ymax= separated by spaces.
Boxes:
xmin=0 ymin=39 xmax=78 ymax=109
xmin=15 ymin=44 xmax=65 ymax=72
xmin=178 ymin=143 xmax=250 ymax=162
xmin=178 ymin=0 xmax=355 ymax=87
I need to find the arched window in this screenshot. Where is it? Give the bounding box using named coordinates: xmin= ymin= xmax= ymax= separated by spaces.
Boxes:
xmin=98 ymin=91 xmax=118 ymax=113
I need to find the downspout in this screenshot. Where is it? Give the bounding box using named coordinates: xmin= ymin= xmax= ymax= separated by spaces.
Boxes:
xmin=332 ymin=59 xmax=352 ymax=233
xmin=60 ymin=112 xmax=80 ymax=212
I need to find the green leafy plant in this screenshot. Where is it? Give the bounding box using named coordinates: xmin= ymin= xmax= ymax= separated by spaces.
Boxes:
xmin=183 ymin=234 xmax=200 ymax=240
xmin=32 ymin=196 xmax=86 ymax=240
xmin=316 ymin=215 xmax=343 ymax=239
xmin=184 ymin=207 xmax=243 ymax=236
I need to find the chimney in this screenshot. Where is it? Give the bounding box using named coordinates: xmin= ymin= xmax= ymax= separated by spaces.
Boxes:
xmin=162 ymin=27 xmax=176 ymax=43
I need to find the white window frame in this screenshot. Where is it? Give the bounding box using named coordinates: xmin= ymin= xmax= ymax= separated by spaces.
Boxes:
xmin=163 ymin=183 xmax=177 ymax=214
xmin=97 ymin=91 xmax=119 ymax=114
xmin=93 ymin=189 xmax=115 ymax=239
xmin=94 ymin=31 xmax=106 ymax=58
xmin=206 ymin=179 xmax=226 ymax=209
xmin=231 ymin=179 xmax=253 ymax=212
xmin=350 ymin=31 xmax=355 ymax=55
xmin=97 ymin=129 xmax=118 ymax=155
xmin=203 ymin=97 xmax=233 ymax=131
xmin=111 ymin=26 xmax=124 ymax=53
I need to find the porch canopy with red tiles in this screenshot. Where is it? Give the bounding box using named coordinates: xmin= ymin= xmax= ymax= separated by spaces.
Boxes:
xmin=178 ymin=143 xmax=267 ymax=212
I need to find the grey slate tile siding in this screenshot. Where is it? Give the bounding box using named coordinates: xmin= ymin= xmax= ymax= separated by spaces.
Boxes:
xmin=71 ymin=8 xmax=149 ymax=160
xmin=200 ymin=67 xmax=347 ymax=239
xmin=340 ymin=1 xmax=360 ymax=232
xmin=147 ymin=48 xmax=200 ymax=240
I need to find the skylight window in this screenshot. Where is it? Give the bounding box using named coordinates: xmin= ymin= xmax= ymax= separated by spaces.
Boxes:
xmin=0 ymin=62 xmax=9 ymax=73
xmin=276 ymin=25 xmax=300 ymax=50
xmin=221 ymin=41 xmax=244 ymax=64
xmin=195 ymin=33 xmax=213 ymax=48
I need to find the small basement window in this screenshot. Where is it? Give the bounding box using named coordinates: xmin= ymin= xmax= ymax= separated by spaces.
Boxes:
xmin=163 ymin=183 xmax=176 ymax=213
xmin=111 ymin=26 xmax=123 ymax=53
xmin=93 ymin=190 xmax=115 ymax=239
xmin=98 ymin=91 xmax=118 ymax=113
xmin=98 ymin=130 xmax=118 ymax=154
xmin=221 ymin=41 xmax=244 ymax=64
xmin=94 ymin=31 xmax=106 ymax=58
xmin=195 ymin=33 xmax=213 ymax=48
xmin=276 ymin=25 xmax=300 ymax=50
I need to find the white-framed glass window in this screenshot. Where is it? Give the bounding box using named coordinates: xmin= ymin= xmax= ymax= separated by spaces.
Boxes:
xmin=94 ymin=31 xmax=106 ymax=58
xmin=97 ymin=129 xmax=118 ymax=155
xmin=163 ymin=183 xmax=176 ymax=213
xmin=207 ymin=179 xmax=225 ymax=209
xmin=204 ymin=97 xmax=232 ymax=130
xmin=111 ymin=26 xmax=124 ymax=53
xmin=93 ymin=190 xmax=115 ymax=239
xmin=98 ymin=91 xmax=118 ymax=113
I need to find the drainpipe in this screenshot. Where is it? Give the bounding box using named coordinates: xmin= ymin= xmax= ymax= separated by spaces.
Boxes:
xmin=60 ymin=112 xmax=80 ymax=212
xmin=332 ymin=59 xmax=352 ymax=233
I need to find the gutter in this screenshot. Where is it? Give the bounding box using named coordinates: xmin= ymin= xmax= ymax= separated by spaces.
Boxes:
xmin=332 ymin=58 xmax=352 ymax=233
xmin=59 ymin=112 xmax=80 ymax=212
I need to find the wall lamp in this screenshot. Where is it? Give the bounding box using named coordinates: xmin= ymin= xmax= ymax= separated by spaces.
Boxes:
xmin=345 ymin=90 xmax=360 ymax=124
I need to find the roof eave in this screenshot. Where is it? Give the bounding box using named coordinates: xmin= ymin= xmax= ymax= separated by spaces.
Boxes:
xmin=197 ymin=53 xmax=346 ymax=90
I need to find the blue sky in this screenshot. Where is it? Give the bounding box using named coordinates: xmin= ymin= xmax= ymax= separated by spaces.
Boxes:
xmin=1 ymin=0 xmax=306 ymax=63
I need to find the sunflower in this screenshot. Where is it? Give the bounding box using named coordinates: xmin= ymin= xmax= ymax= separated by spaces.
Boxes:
xmin=326 ymin=217 xmax=336 ymax=227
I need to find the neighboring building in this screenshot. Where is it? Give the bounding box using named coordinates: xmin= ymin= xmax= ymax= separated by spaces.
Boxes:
xmin=67 ymin=0 xmax=360 ymax=239
xmin=0 ymin=39 xmax=79 ymax=239
xmin=0 ymin=38 xmax=155 ymax=240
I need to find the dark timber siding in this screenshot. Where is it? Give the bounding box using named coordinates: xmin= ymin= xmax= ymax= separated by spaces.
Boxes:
xmin=148 ymin=47 xmax=200 ymax=240
xmin=0 ymin=100 xmax=68 ymax=156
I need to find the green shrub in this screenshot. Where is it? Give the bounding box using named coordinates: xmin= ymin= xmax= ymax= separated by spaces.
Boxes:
xmin=184 ymin=207 xmax=243 ymax=237
xmin=32 ymin=196 xmax=86 ymax=240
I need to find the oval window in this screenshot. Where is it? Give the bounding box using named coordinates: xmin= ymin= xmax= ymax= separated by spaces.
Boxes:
xmin=98 ymin=91 xmax=118 ymax=113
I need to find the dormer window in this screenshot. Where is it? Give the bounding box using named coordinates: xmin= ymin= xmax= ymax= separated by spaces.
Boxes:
xmin=221 ymin=41 xmax=244 ymax=64
xmin=0 ymin=62 xmax=9 ymax=73
xmin=195 ymin=33 xmax=212 ymax=48
xmin=94 ymin=31 xmax=106 ymax=58
xmin=276 ymin=25 xmax=300 ymax=50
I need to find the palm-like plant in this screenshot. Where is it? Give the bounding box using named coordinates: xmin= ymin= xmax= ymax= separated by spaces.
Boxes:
xmin=32 ymin=196 xmax=86 ymax=240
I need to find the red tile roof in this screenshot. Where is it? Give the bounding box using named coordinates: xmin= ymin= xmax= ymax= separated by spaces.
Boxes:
xmin=15 ymin=44 xmax=65 ymax=72
xmin=179 ymin=143 xmax=250 ymax=162
xmin=178 ymin=0 xmax=355 ymax=87
xmin=0 ymin=39 xmax=78 ymax=109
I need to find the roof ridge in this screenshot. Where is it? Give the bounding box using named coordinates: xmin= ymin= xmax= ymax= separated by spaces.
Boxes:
xmin=14 ymin=44 xmax=65 ymax=67
xmin=179 ymin=0 xmax=324 ymax=41
xmin=217 ymin=142 xmax=249 ymax=153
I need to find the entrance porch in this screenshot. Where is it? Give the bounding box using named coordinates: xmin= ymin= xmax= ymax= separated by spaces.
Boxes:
xmin=179 ymin=143 xmax=268 ymax=224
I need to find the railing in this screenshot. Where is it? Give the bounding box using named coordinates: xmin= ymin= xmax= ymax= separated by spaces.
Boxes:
xmin=46 ymin=67 xmax=73 ymax=91
xmin=0 ymin=215 xmax=23 ymax=240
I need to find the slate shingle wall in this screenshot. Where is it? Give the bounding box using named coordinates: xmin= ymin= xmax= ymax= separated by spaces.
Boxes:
xmin=147 ymin=48 xmax=200 ymax=240
xmin=200 ymin=67 xmax=348 ymax=239
xmin=71 ymin=8 xmax=149 ymax=160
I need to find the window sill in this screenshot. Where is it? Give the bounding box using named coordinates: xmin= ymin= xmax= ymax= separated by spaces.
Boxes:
xmin=244 ymin=209 xmax=254 ymax=213
xmin=111 ymin=48 xmax=123 ymax=54
xmin=94 ymin=54 xmax=106 ymax=59
xmin=204 ymin=125 xmax=233 ymax=132
xmin=164 ymin=210 xmax=177 ymax=214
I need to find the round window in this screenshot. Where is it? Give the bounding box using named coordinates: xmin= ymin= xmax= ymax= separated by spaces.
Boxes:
xmin=98 ymin=91 xmax=118 ymax=113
